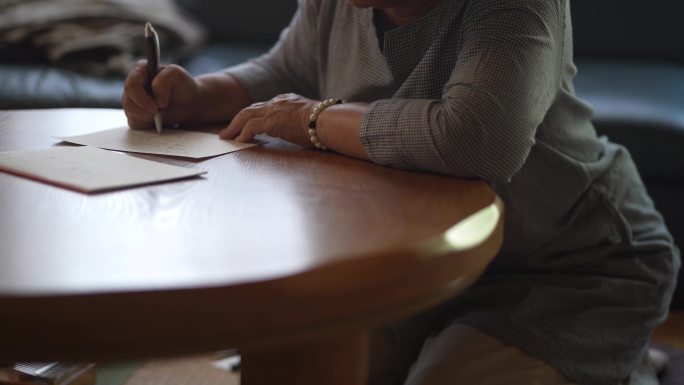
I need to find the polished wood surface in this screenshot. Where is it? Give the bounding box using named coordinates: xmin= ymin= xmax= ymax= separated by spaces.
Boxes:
xmin=0 ymin=109 xmax=503 ymax=366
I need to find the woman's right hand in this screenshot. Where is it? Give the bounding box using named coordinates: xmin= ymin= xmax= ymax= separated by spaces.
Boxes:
xmin=122 ymin=61 xmax=201 ymax=129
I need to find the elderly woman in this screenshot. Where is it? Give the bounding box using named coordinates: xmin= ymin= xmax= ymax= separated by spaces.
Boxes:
xmin=121 ymin=0 xmax=680 ymax=384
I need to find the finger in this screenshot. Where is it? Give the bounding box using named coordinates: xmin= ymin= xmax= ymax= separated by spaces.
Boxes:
xmin=124 ymin=110 xmax=154 ymax=129
xmin=121 ymin=91 xmax=153 ymax=117
xmin=122 ymin=96 xmax=155 ymax=129
xmin=151 ymin=64 xmax=186 ymax=110
xmin=123 ymin=65 xmax=158 ymax=114
xmin=235 ymin=118 xmax=267 ymax=143
xmin=123 ymin=107 xmax=152 ymax=127
xmin=126 ymin=111 xmax=155 ymax=129
xmin=127 ymin=117 xmax=154 ymax=130
xmin=219 ymin=104 xmax=263 ymax=139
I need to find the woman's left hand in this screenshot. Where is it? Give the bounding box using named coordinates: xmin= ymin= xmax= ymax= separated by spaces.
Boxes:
xmin=219 ymin=93 xmax=318 ymax=147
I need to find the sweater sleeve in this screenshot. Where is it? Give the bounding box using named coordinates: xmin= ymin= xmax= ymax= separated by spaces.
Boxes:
xmin=224 ymin=0 xmax=321 ymax=102
xmin=360 ymin=0 xmax=565 ymax=184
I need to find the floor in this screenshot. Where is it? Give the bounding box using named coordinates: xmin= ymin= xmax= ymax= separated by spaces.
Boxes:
xmin=97 ymin=355 xmax=239 ymax=385
xmin=95 ymin=311 xmax=684 ymax=385
xmin=654 ymin=311 xmax=684 ymax=350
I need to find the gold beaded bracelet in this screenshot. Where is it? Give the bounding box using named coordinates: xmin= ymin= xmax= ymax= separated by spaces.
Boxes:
xmin=308 ymin=98 xmax=343 ymax=150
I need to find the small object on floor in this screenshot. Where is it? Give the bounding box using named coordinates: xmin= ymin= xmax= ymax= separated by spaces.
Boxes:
xmin=212 ymin=354 xmax=241 ymax=373
xmin=1 ymin=362 xmax=95 ymax=385
xmin=649 ymin=347 xmax=670 ymax=376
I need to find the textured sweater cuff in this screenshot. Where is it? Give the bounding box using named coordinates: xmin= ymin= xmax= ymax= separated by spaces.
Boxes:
xmin=361 ymin=99 xmax=409 ymax=168
xmin=361 ymin=99 xmax=438 ymax=171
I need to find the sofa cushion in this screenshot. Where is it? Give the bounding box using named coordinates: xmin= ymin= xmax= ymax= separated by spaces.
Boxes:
xmin=174 ymin=0 xmax=297 ymax=45
xmin=0 ymin=64 xmax=124 ymax=109
xmin=573 ymin=60 xmax=684 ymax=183
xmin=0 ymin=0 xmax=284 ymax=110
xmin=0 ymin=43 xmax=270 ymax=110
xmin=571 ymin=2 xmax=684 ymax=62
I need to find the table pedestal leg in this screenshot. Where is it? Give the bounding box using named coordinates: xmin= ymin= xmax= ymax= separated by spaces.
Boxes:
xmin=241 ymin=331 xmax=369 ymax=385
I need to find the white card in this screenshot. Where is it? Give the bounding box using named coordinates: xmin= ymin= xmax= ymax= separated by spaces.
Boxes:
xmin=60 ymin=127 xmax=257 ymax=159
xmin=0 ymin=146 xmax=206 ymax=193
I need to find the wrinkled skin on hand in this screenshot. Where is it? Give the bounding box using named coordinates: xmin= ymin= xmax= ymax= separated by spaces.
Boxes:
xmin=219 ymin=93 xmax=319 ymax=148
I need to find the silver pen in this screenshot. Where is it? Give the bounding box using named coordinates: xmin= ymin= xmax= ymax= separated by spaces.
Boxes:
xmin=145 ymin=22 xmax=163 ymax=134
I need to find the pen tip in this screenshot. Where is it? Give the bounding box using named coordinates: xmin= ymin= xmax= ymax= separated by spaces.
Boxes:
xmin=145 ymin=22 xmax=153 ymax=37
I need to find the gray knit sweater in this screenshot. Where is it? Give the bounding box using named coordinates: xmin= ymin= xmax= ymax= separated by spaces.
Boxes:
xmin=226 ymin=0 xmax=681 ymax=383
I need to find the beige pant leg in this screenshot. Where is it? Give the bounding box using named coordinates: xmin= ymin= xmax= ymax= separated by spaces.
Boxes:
xmin=403 ymin=324 xmax=577 ymax=385
xmin=370 ymin=321 xmax=659 ymax=385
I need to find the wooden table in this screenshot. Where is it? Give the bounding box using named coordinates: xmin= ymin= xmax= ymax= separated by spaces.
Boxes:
xmin=0 ymin=109 xmax=503 ymax=384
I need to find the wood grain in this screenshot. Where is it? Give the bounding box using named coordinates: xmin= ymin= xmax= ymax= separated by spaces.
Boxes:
xmin=0 ymin=109 xmax=503 ymax=364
